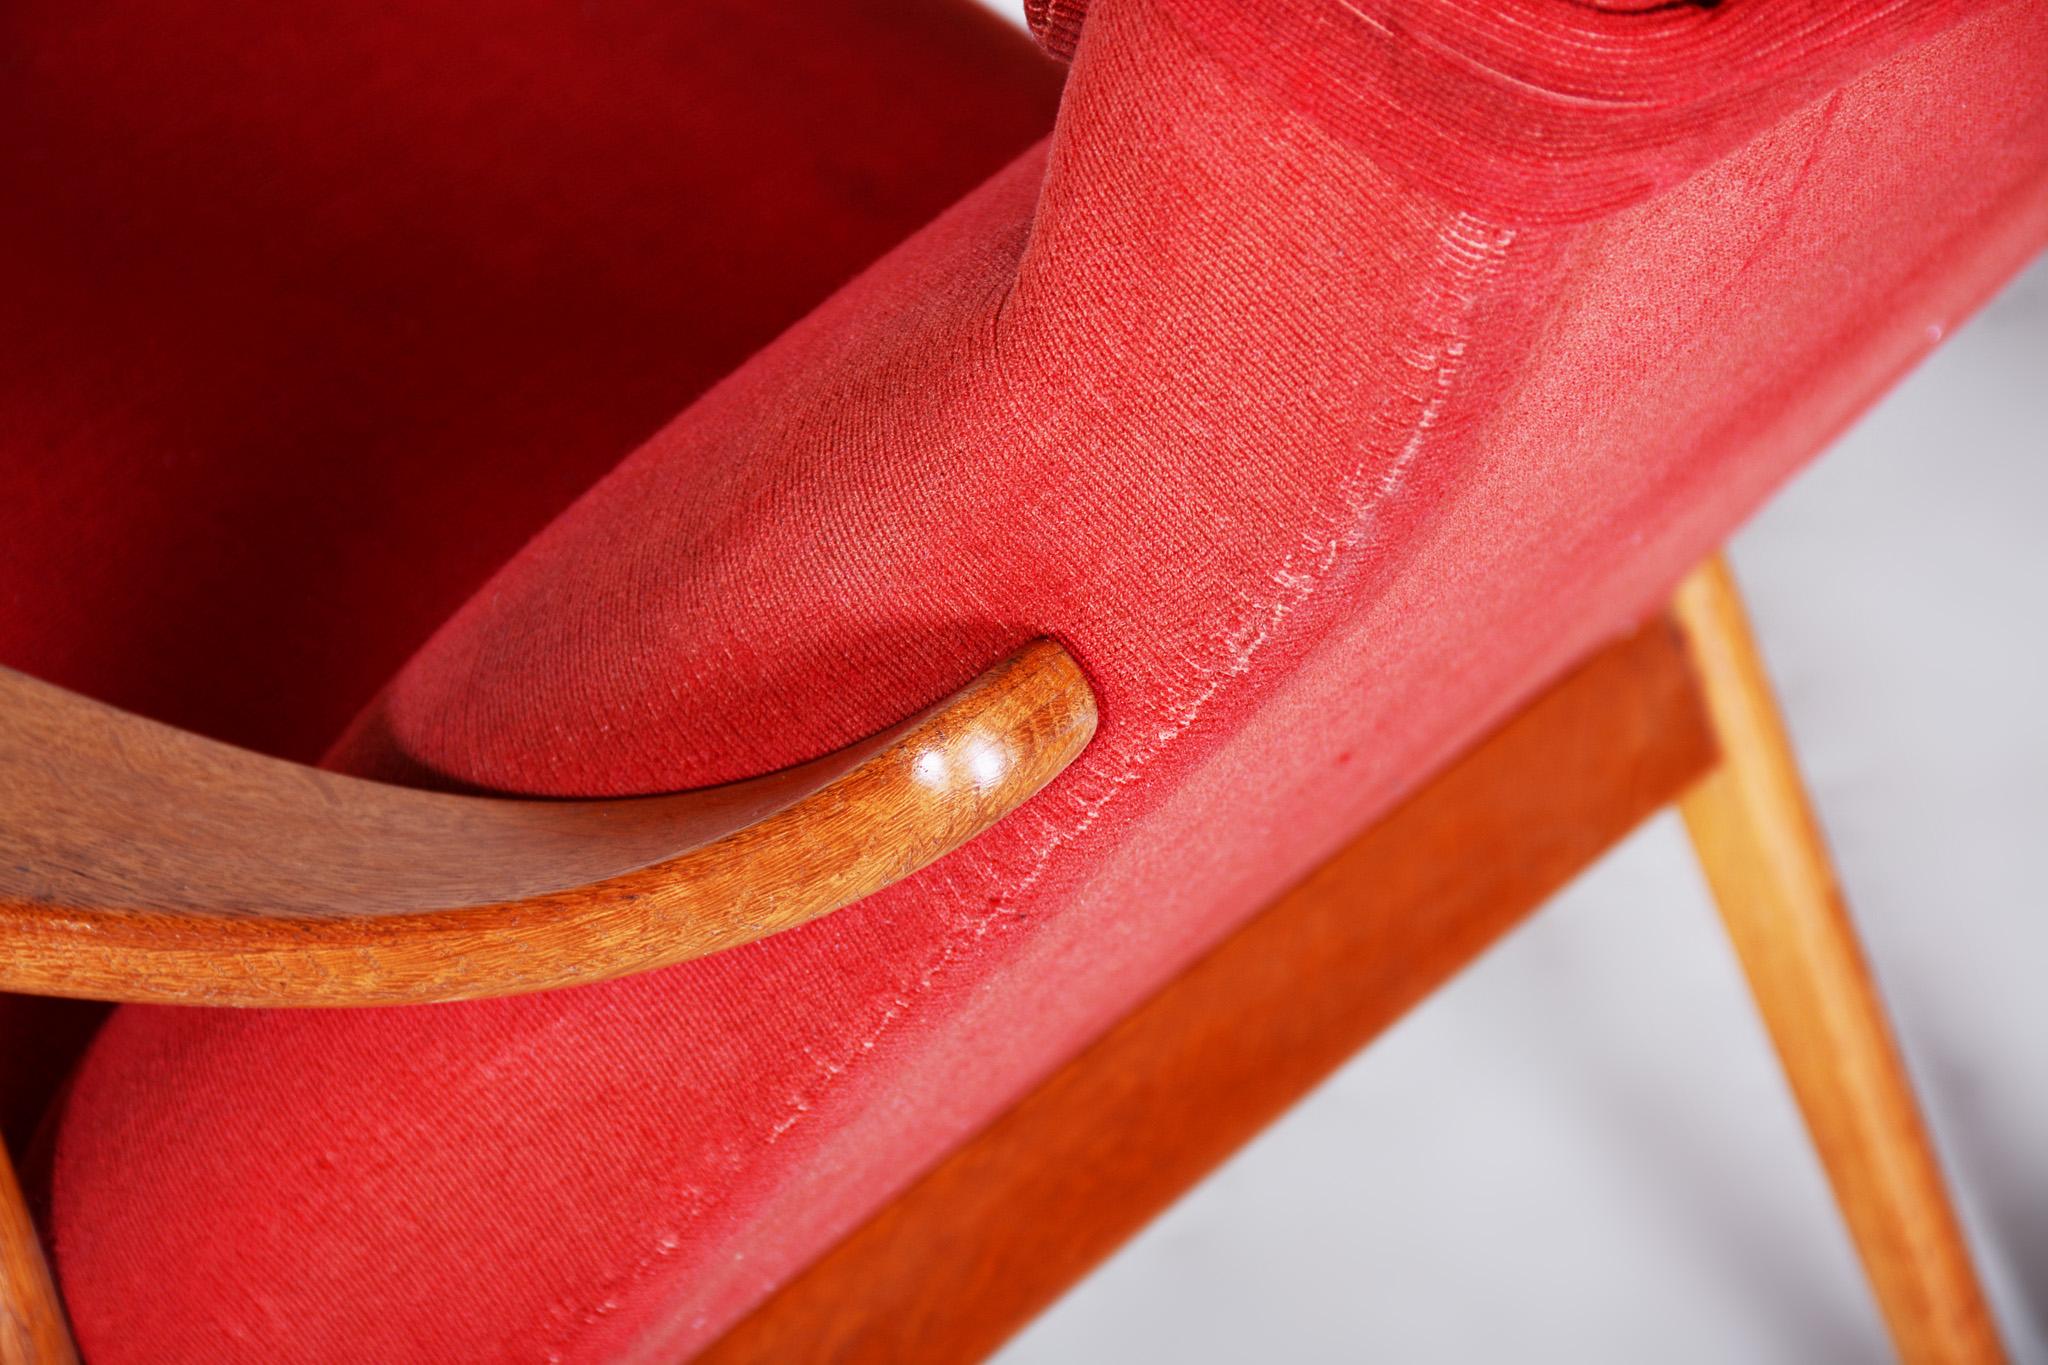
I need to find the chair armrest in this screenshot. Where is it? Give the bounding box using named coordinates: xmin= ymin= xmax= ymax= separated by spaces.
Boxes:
xmin=0 ymin=642 xmax=1094 ymax=1008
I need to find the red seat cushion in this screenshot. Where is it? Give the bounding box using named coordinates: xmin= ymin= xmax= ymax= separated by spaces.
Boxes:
xmin=40 ymin=0 xmax=2048 ymax=1359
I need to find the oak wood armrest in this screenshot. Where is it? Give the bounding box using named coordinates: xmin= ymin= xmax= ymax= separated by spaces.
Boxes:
xmin=0 ymin=642 xmax=1094 ymax=1007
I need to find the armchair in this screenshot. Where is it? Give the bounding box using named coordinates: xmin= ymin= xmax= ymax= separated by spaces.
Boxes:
xmin=1 ymin=0 xmax=2042 ymax=1359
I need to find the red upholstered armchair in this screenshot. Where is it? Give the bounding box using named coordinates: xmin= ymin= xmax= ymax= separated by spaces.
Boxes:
xmin=1 ymin=0 xmax=2043 ymax=1359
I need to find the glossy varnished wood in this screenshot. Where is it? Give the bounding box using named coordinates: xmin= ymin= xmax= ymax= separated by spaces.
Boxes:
xmin=0 ymin=1144 xmax=72 ymax=1365
xmin=0 ymin=642 xmax=1095 ymax=1007
xmin=701 ymin=615 xmax=1717 ymax=1364
xmin=1674 ymin=558 xmax=2003 ymax=1365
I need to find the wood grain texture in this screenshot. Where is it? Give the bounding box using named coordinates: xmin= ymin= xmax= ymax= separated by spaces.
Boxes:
xmin=700 ymin=614 xmax=1716 ymax=1364
xmin=1674 ymin=557 xmax=2004 ymax=1365
xmin=0 ymin=1143 xmax=73 ymax=1365
xmin=0 ymin=641 xmax=1095 ymax=1007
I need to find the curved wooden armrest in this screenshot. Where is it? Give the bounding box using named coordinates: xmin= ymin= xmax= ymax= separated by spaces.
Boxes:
xmin=0 ymin=642 xmax=1094 ymax=1007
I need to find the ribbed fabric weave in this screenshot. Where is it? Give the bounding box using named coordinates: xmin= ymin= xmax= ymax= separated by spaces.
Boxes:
xmin=1027 ymin=0 xmax=1091 ymax=59
xmin=34 ymin=1 xmax=2048 ymax=1359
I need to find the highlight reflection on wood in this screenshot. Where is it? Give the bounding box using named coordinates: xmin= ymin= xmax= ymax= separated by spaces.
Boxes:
xmin=0 ymin=641 xmax=1095 ymax=1008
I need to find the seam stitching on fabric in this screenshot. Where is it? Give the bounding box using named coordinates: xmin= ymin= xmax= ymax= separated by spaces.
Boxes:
xmin=553 ymin=212 xmax=1519 ymax=1360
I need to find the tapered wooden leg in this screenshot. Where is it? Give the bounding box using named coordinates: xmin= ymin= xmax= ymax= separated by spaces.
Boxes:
xmin=0 ymin=1142 xmax=74 ymax=1364
xmin=1674 ymin=556 xmax=2002 ymax=1365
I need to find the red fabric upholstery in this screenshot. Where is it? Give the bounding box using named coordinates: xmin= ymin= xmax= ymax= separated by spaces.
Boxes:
xmin=1026 ymin=0 xmax=1092 ymax=60
xmin=35 ymin=0 xmax=2048 ymax=1359
xmin=0 ymin=0 xmax=1057 ymax=763
xmin=0 ymin=0 xmax=1057 ymax=1167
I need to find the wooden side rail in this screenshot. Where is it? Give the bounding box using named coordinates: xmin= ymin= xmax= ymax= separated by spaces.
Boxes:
xmin=0 ymin=641 xmax=1095 ymax=1007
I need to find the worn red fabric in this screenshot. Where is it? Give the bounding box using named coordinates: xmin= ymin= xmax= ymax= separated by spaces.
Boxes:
xmin=0 ymin=0 xmax=1058 ymax=1165
xmin=1167 ymin=0 xmax=1980 ymax=223
xmin=1026 ymin=0 xmax=1092 ymax=60
xmin=40 ymin=0 xmax=2048 ymax=1359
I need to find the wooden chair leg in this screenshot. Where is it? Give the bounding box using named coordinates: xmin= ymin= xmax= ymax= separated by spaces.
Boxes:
xmin=1674 ymin=556 xmax=2003 ymax=1365
xmin=1 ymin=1143 xmax=75 ymax=1364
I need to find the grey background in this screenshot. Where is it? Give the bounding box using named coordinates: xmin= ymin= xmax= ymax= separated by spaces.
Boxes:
xmin=974 ymin=4 xmax=2048 ymax=1357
